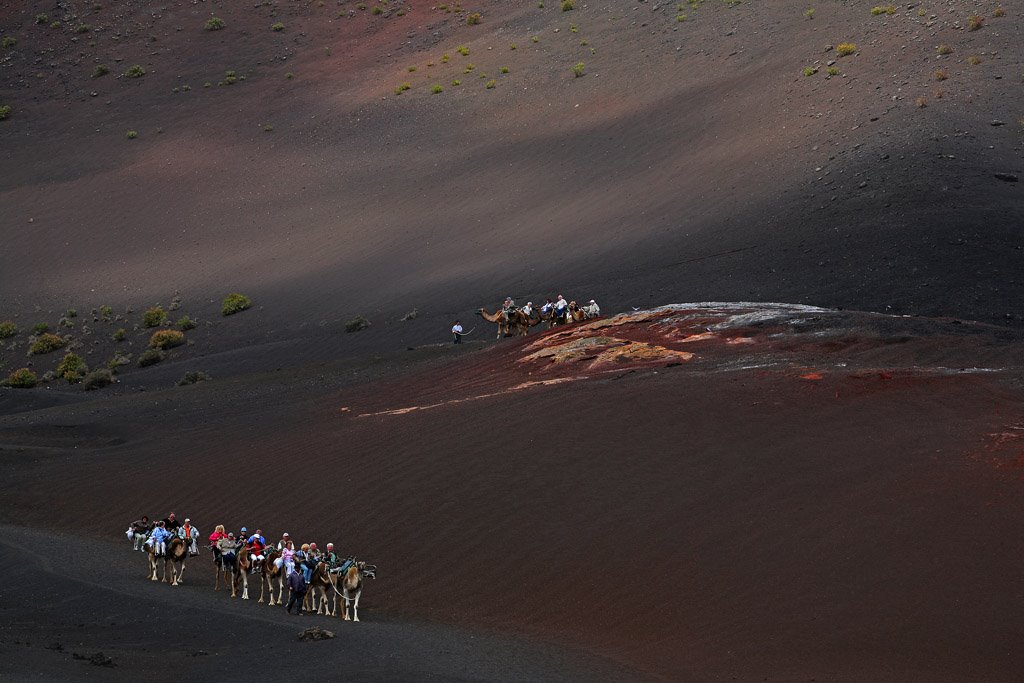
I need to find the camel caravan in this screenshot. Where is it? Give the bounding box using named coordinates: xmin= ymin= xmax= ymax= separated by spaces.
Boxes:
xmin=128 ymin=513 xmax=376 ymax=621
xmin=476 ymin=295 xmax=600 ymax=340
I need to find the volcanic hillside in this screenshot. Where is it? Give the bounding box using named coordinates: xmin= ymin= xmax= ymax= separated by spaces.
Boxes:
xmin=1 ymin=0 xmax=1021 ymax=372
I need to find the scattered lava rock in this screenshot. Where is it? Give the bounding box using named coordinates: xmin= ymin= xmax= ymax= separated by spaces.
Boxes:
xmin=298 ymin=626 xmax=336 ymax=642
xmin=72 ymin=652 xmax=115 ymax=667
xmin=994 ymin=173 xmax=1018 ymax=183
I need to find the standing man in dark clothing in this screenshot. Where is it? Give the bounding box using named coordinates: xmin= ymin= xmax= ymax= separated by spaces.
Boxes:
xmin=286 ymin=565 xmax=308 ymax=615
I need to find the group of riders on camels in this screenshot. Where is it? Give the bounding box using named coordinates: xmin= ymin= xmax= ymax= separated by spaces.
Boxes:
xmin=476 ymin=295 xmax=600 ymax=339
xmin=128 ymin=513 xmax=376 ymax=621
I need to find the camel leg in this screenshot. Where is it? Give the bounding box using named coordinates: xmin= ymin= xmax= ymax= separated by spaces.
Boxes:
xmin=215 ymin=566 xmax=221 ymax=591
xmin=352 ymin=591 xmax=361 ymax=622
xmin=342 ymin=594 xmax=350 ymax=621
xmin=258 ymin=575 xmax=266 ymax=604
xmin=176 ymin=562 xmax=185 ymax=586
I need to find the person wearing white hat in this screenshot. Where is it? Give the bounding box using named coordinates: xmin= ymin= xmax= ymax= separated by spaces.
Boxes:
xmin=584 ymin=299 xmax=600 ymax=318
xmin=276 ymin=532 xmax=291 ymax=551
xmin=178 ymin=517 xmax=200 ymax=556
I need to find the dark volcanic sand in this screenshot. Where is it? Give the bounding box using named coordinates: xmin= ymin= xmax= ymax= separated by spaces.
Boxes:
xmin=3 ymin=305 xmax=1024 ymax=680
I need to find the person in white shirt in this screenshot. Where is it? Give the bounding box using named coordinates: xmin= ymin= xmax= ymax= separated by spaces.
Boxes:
xmin=452 ymin=320 xmax=464 ymax=344
xmin=554 ymin=295 xmax=569 ymax=322
xmin=585 ymin=299 xmax=600 ymax=318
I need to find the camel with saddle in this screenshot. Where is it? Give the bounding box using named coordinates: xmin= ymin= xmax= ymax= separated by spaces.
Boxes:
xmin=146 ymin=537 xmax=188 ymax=586
xmin=339 ymin=560 xmax=376 ymax=621
xmin=214 ymin=545 xmax=251 ymax=599
xmin=258 ymin=549 xmax=286 ymax=605
xmin=476 ymin=307 xmax=541 ymax=339
xmin=304 ymin=562 xmax=337 ymax=616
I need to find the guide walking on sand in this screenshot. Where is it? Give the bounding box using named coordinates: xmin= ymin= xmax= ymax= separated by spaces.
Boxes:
xmin=452 ymin=320 xmax=463 ymax=344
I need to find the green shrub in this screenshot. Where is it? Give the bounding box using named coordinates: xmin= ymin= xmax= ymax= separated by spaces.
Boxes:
xmin=395 ymin=82 xmax=411 ymax=94
xmin=125 ymin=64 xmax=146 ymax=78
xmin=75 ymin=24 xmax=91 ymax=34
xmin=871 ymin=5 xmax=896 ymax=15
xmin=372 ymin=5 xmax=384 ymax=14
xmin=98 ymin=305 xmax=113 ymax=320
xmin=345 ymin=315 xmax=371 ymax=333
xmin=0 ymin=105 xmax=11 ymax=121
xmin=1 ymin=36 xmax=17 ymax=49
xmin=0 ymin=321 xmax=17 ymax=339
xmin=176 ymin=315 xmax=196 ymax=331
xmin=35 ymin=14 xmax=49 ymax=25
xmin=82 ymin=368 xmax=115 ymax=390
xmin=803 ymin=66 xmax=817 ymax=76
xmin=993 ymin=7 xmax=1005 ymax=17
xmin=509 ymin=43 xmax=517 ymax=50
xmin=143 ymin=307 xmax=167 ymax=328
xmin=56 ymin=352 xmax=88 ymax=383
xmin=802 ymin=8 xmax=812 ymax=19
xmin=205 ymin=17 xmax=226 ymax=31
xmin=531 ymin=35 xmax=540 ymax=43
xmin=451 ymin=79 xmax=461 ymax=86
xmin=138 ymin=348 xmax=164 ymax=367
xmin=500 ymin=66 xmax=509 ymax=73
xmin=107 ymin=352 xmax=131 ymax=370
xmin=561 ymin=0 xmax=575 ymax=11
xmin=150 ymin=329 xmax=185 ymax=349
xmin=50 ymin=21 xmax=61 ymax=29
xmin=178 ymin=371 xmax=211 ymax=386
xmin=126 ymin=130 xmax=138 ymax=139
xmin=827 ymin=66 xmax=840 ymax=76
xmin=937 ymin=44 xmax=953 ymax=55
xmin=221 ymin=293 xmax=252 ymax=316
xmin=4 ymin=368 xmax=37 ymax=388
xmin=485 ymin=79 xmax=496 ymax=89
xmin=967 ymin=14 xmax=983 ymax=30
xmin=271 ymin=22 xmax=285 ymax=31
xmin=467 ymin=12 xmax=482 ymax=24
xmin=431 ymin=84 xmax=443 ymax=94
xmin=112 ymin=328 xmax=127 ymax=342
xmin=93 ymin=64 xmax=110 ymax=77
xmin=572 ymin=61 xmax=585 ymax=77
xmin=29 ymin=333 xmax=65 ymax=355
xmin=456 ymin=45 xmax=469 ymax=56
xmin=835 ymin=43 xmax=856 ymax=56
xmin=32 ymin=322 xmax=49 ymax=335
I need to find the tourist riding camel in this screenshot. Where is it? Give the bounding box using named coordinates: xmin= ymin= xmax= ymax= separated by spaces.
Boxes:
xmin=148 ymin=521 xmax=172 ymax=557
xmin=215 ymin=533 xmax=239 ymax=593
xmin=162 ymin=512 xmax=181 ymax=534
xmin=247 ymin=529 xmax=267 ymax=573
xmin=130 ymin=515 xmax=152 ymax=551
xmin=209 ymin=524 xmax=228 ymax=567
xmin=584 ymin=299 xmax=600 ymax=318
xmin=178 ymin=518 xmax=200 ymax=556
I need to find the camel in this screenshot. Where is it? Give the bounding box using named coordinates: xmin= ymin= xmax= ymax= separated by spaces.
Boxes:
xmin=340 ymin=561 xmax=376 ymax=622
xmin=305 ymin=562 xmax=338 ymax=616
xmin=232 ymin=547 xmax=251 ymax=599
xmin=145 ymin=542 xmax=161 ymax=582
xmin=567 ymin=301 xmax=587 ymax=323
xmin=258 ymin=549 xmax=286 ymax=605
xmin=163 ymin=537 xmax=188 ymax=586
xmin=477 ymin=308 xmax=536 ymax=339
xmin=215 ymin=545 xmax=248 ymax=598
